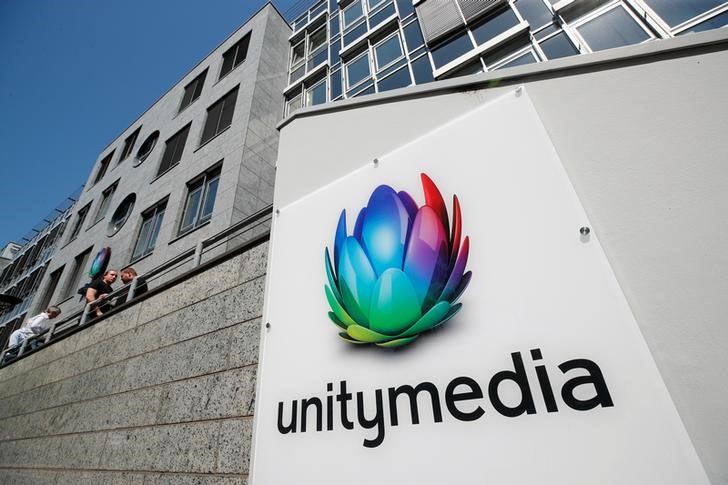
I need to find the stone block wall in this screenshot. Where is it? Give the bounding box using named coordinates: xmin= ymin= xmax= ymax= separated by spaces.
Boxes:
xmin=0 ymin=242 xmax=268 ymax=484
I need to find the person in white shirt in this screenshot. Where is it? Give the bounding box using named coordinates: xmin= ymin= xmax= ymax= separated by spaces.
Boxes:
xmin=7 ymin=306 xmax=62 ymax=349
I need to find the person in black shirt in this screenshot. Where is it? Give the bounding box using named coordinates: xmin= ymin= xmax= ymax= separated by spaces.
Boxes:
xmin=85 ymin=269 xmax=118 ymax=317
xmin=115 ymin=267 xmax=148 ymax=306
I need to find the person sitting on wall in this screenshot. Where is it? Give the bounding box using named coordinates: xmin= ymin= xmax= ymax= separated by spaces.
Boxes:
xmin=85 ymin=269 xmax=118 ymax=317
xmin=7 ymin=306 xmax=62 ymax=350
xmin=115 ymin=266 xmax=148 ymax=306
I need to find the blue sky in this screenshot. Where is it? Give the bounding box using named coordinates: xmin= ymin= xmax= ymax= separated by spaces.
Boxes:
xmin=0 ymin=0 xmax=301 ymax=247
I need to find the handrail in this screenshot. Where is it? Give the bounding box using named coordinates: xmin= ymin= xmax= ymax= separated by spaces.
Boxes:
xmin=1 ymin=206 xmax=273 ymax=366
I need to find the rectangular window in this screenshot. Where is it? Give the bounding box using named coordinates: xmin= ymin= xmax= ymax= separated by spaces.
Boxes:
xmin=374 ymin=32 xmax=404 ymax=70
xmin=93 ymin=181 xmax=118 ymax=223
xmin=157 ymin=124 xmax=191 ymax=176
xmin=179 ymin=166 xmax=221 ymax=235
xmin=131 ymin=199 xmax=167 ymax=261
xmin=307 ymin=78 xmax=327 ymax=106
xmin=345 ymin=52 xmax=371 ymax=89
xmin=220 ymin=32 xmax=251 ymax=79
xmin=574 ymin=4 xmax=651 ymax=52
xmin=68 ymin=203 xmax=91 ymax=242
xmin=119 ymin=127 xmax=141 ymax=162
xmin=179 ymin=69 xmax=208 ymax=113
xmin=343 ymin=1 xmax=364 ymax=28
xmin=37 ymin=266 xmax=63 ymax=311
xmin=62 ymin=247 xmax=92 ymax=299
xmin=286 ymin=92 xmax=303 ymax=116
xmin=201 ymin=86 xmax=238 ymax=145
xmin=93 ymin=151 xmax=114 ymax=185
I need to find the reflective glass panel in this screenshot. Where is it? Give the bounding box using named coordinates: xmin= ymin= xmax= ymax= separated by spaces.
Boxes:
xmin=307 ymin=80 xmax=327 ymax=105
xmin=643 ymin=0 xmax=725 ymax=28
xmin=577 ymin=6 xmax=650 ymax=51
xmin=331 ymin=70 xmax=343 ymax=99
xmin=494 ymin=50 xmax=538 ymax=69
xmin=377 ymin=66 xmax=411 ymax=91
xmin=540 ymin=31 xmax=578 ymax=59
xmin=411 ymin=55 xmax=434 ymax=83
xmin=343 ymin=0 xmax=364 ymax=27
xmin=431 ymin=31 xmax=473 ymax=68
xmin=471 ymin=7 xmax=520 ymax=45
xmin=346 ymin=53 xmax=371 ymax=88
xmin=515 ymin=0 xmax=553 ymax=29
xmin=201 ymin=176 xmax=219 ymax=221
xmin=403 ymin=20 xmax=425 ymax=51
xmin=291 ymin=41 xmax=305 ymax=67
xmin=374 ymin=34 xmax=403 ymax=69
xmin=681 ymin=9 xmax=728 ymax=33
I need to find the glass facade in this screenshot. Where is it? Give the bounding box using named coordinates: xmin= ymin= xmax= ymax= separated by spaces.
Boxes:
xmin=283 ymin=0 xmax=728 ymax=115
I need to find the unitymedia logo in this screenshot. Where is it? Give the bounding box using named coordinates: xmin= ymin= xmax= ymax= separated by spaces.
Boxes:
xmin=323 ymin=173 xmax=471 ymax=347
xmin=275 ymin=174 xmax=614 ymax=448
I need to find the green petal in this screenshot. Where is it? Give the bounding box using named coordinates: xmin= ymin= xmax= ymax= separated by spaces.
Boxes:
xmin=368 ymin=268 xmax=422 ymax=336
xmin=324 ymin=249 xmax=343 ymax=304
xmin=325 ymin=285 xmax=357 ymax=327
xmin=328 ymin=312 xmax=348 ymax=330
xmin=346 ymin=324 xmax=391 ymax=343
xmin=432 ymin=303 xmax=462 ymax=329
xmin=376 ymin=335 xmax=418 ymax=348
xmin=339 ymin=332 xmax=369 ymax=344
xmin=338 ymin=237 xmax=377 ymax=325
xmin=400 ymin=301 xmax=451 ymax=338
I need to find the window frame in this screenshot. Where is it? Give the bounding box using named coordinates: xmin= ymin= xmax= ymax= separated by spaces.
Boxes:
xmin=344 ymin=50 xmax=372 ymax=90
xmin=219 ymin=32 xmax=251 ymax=79
xmin=92 ymin=150 xmax=115 ymax=186
xmin=61 ymin=247 xmax=92 ymax=300
xmin=67 ymin=203 xmax=92 ymax=243
xmin=119 ymin=127 xmax=141 ymax=163
xmin=178 ymin=166 xmax=222 ymax=236
xmin=373 ymin=31 xmax=405 ymax=71
xmin=157 ymin=124 xmax=191 ymax=177
xmin=131 ymin=198 xmax=167 ymax=262
xmin=179 ymin=69 xmax=208 ymax=114
xmin=93 ymin=180 xmax=119 ymax=223
xmin=200 ymin=86 xmax=239 ymax=146
xmin=570 ymin=1 xmax=655 ymax=54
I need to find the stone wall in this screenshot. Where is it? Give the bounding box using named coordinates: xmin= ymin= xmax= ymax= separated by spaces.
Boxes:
xmin=0 ymin=242 xmax=268 ymax=484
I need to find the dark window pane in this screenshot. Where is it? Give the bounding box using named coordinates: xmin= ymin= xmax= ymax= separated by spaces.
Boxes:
xmin=534 ymin=22 xmax=559 ymax=40
xmin=495 ymin=50 xmax=538 ymax=69
xmin=351 ymin=84 xmax=375 ymax=97
xmin=308 ymin=47 xmax=328 ymax=69
xmin=540 ymin=31 xmax=578 ymax=59
xmin=289 ymin=64 xmax=306 ymax=84
xmin=681 ymin=9 xmax=728 ymax=33
xmin=136 ymin=131 xmax=159 ymax=164
xmin=643 ymin=0 xmax=724 ymax=28
xmin=577 ymin=6 xmax=650 ymax=51
xmin=346 ymin=53 xmax=371 ymax=88
xmin=431 ymin=31 xmax=473 ymax=68
xmin=445 ymin=60 xmax=483 ymax=78
xmin=218 ymin=88 xmax=238 ymax=132
xmin=234 ymin=33 xmax=250 ymax=66
xmin=471 ymin=7 xmax=520 ymax=45
xmin=220 ymin=33 xmax=250 ymax=78
xmin=331 ymin=70 xmax=342 ymax=99
xmin=343 ymin=22 xmax=368 ymax=45
xmin=375 ymin=34 xmax=403 ymax=69
xmin=330 ymin=38 xmax=341 ymax=65
xmin=411 ymin=55 xmax=434 ymax=83
xmin=192 ymin=71 xmax=206 ymax=99
xmin=343 ymin=1 xmax=363 ymax=27
xmin=308 ymin=80 xmax=327 ymax=105
xmin=330 ymin=15 xmax=341 ymax=37
xmin=220 ymin=52 xmax=235 ymax=78
xmin=159 ymin=125 xmax=190 ymax=175
xmin=377 ymin=66 xmax=411 ymax=91
xmin=515 ymin=0 xmax=553 ymax=30
xmin=133 ymin=217 xmax=153 ymax=260
xmin=120 ymin=128 xmax=141 ymax=161
xmin=369 ymin=3 xmax=396 ymax=29
xmin=94 ymin=151 xmax=114 ymax=184
xmin=396 ymin=0 xmax=414 ymax=18
xmin=404 ymin=20 xmax=425 ymax=51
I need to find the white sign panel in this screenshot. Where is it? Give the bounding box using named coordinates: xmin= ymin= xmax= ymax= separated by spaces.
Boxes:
xmin=251 ymin=90 xmax=707 ymax=484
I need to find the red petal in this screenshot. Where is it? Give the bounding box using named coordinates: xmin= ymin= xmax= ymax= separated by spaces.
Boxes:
xmin=421 ymin=173 xmax=449 ymax=238
xmin=450 ymin=195 xmax=462 ymax=266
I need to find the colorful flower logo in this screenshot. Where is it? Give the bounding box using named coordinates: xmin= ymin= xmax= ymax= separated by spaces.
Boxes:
xmin=324 ymin=173 xmax=471 ymax=348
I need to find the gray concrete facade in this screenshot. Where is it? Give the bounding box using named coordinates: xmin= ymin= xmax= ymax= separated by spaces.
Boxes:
xmin=274 ymin=30 xmax=728 ymax=484
xmin=33 ymin=4 xmax=289 ymax=320
xmin=0 ymin=241 xmax=268 ymax=484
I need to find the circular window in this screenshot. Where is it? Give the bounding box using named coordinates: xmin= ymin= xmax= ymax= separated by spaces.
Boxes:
xmin=134 ymin=131 xmax=159 ymax=166
xmin=107 ymin=194 xmax=136 ymax=236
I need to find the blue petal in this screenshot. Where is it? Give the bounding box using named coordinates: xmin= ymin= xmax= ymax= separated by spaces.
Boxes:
xmin=334 ymin=210 xmax=347 ymax=272
xmin=353 ymin=207 xmax=366 ymax=242
xmin=338 ymin=236 xmax=377 ymax=326
xmin=361 ymin=185 xmax=411 ymax=276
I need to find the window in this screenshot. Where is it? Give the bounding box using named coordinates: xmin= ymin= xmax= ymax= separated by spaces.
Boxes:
xmin=68 ymin=203 xmax=91 ymax=242
xmin=431 ymin=31 xmax=473 ymax=68
xmin=471 ymin=7 xmax=520 ymax=46
xmin=131 ymin=199 xmax=167 ymax=261
xmin=179 ymin=69 xmax=208 ymax=113
xmin=107 ymin=194 xmax=136 ymax=236
xmin=374 ymin=32 xmax=404 ymax=70
xmin=343 ymin=0 xmax=364 ymax=28
xmin=37 ymin=266 xmax=63 ymax=311
xmin=345 ymin=51 xmax=371 ymax=89
xmin=93 ymin=181 xmax=118 ymax=223
xmin=289 ymin=24 xmax=329 ymax=85
xmin=62 ymin=247 xmax=92 ymax=299
xmin=642 ymin=0 xmax=727 ymax=29
xmin=135 ymin=131 xmax=159 ymax=166
xmin=201 ymin=87 xmax=238 ymax=145
xmin=119 ymin=127 xmax=141 ymax=163
xmin=220 ymin=32 xmax=251 ymax=79
xmin=179 ymin=167 xmax=221 ymax=234
xmin=539 ymin=31 xmax=579 ymax=59
xmin=574 ymin=4 xmax=652 ymax=52
xmin=514 ymin=0 xmax=553 ymax=31
xmin=286 ymin=92 xmax=303 ymax=115
xmin=157 ymin=124 xmax=191 ymax=176
xmin=93 ymin=151 xmax=114 ymax=185
xmin=306 ymin=78 xmax=328 ymax=106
